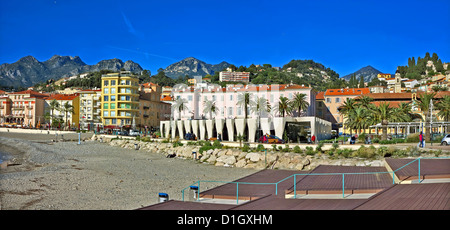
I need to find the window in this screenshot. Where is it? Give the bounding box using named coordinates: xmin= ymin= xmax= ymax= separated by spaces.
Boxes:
xmin=335 ymin=98 xmax=340 ymax=103
xmin=229 ymin=95 xmax=233 ymax=101
xmin=111 ymin=80 xmax=116 ymax=86
xmin=270 ymin=94 xmax=274 ymax=103
xmin=103 ymin=80 xmax=109 ymax=86
xmin=188 ymin=95 xmax=193 ymax=101
xmin=110 ymin=111 xmax=116 ymax=117
xmin=103 ymin=103 xmax=108 ymax=109
xmin=228 ymin=107 xmax=233 ymax=116
xmin=237 ymin=107 xmax=242 ymax=116
xmin=111 ymin=95 xmax=116 ymax=102
xmin=104 ymin=96 xmax=109 ymax=101
xmin=103 ymin=111 xmax=109 ymax=117
xmin=110 ymin=103 xmax=116 ymax=109
xmin=111 ymin=88 xmax=116 ymax=94
xmin=112 ymin=119 xmax=117 ymax=125
xmin=326 ymin=98 xmax=331 ymax=103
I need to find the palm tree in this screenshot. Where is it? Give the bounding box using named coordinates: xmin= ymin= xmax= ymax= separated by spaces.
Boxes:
xmin=49 ymin=99 xmax=60 ymax=126
xmin=290 ymin=93 xmax=309 ymax=117
xmin=251 ymin=96 xmax=271 ymax=140
xmin=203 ymin=99 xmax=218 ymax=119
xmin=436 ymin=95 xmax=450 ymax=122
xmin=347 ymin=107 xmax=369 ymax=135
xmin=60 ymin=101 xmax=74 ymax=130
xmin=250 ymin=96 xmax=271 ymax=118
xmin=237 ymin=92 xmax=254 ymax=119
xmin=416 ymin=92 xmax=436 ymax=142
xmin=372 ymin=102 xmax=395 ymax=140
xmin=275 ymin=96 xmax=291 ymax=117
xmin=173 ymin=97 xmax=188 ymax=120
xmin=339 ymin=98 xmax=357 ymax=135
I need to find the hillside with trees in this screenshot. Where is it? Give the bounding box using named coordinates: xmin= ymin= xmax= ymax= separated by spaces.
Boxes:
xmin=397 ymin=52 xmax=449 ymax=80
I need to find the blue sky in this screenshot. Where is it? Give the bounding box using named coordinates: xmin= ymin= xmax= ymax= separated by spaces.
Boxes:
xmin=0 ymin=0 xmax=449 ymax=77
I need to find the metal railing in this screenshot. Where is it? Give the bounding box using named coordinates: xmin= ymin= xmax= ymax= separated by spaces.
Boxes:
xmin=180 ymin=156 xmax=449 ymax=204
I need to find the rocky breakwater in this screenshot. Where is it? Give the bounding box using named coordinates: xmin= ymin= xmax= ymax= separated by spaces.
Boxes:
xmin=100 ymin=137 xmax=385 ymax=171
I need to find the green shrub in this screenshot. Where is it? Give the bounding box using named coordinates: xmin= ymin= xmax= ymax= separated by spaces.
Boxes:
xmin=406 ymin=133 xmax=420 ymax=143
xmin=336 ymin=148 xmax=353 ymax=158
xmin=332 ymin=142 xmax=339 ymax=150
xmin=256 ymin=144 xmax=265 ymax=152
xmin=293 ymin=145 xmax=302 ymax=153
xmin=315 ymin=142 xmax=324 ymax=153
xmin=199 ymin=145 xmax=214 ymax=154
xmin=172 ymin=141 xmax=183 ymax=147
xmin=212 ymin=140 xmax=222 ymax=149
xmin=272 ymin=144 xmax=277 ymax=151
xmin=305 ymin=146 xmax=315 ymax=155
xmin=242 ymin=144 xmax=250 ymax=152
xmin=281 ymin=144 xmax=290 ymax=152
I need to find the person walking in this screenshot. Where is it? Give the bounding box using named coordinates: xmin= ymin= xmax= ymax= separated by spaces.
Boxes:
xmin=419 ymin=132 xmax=423 ymax=148
xmin=311 ymin=135 xmax=316 ymax=144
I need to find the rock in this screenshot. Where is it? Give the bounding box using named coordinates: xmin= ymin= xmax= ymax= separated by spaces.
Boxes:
xmin=245 ymin=152 xmax=261 ymax=162
xmin=223 ymin=156 xmax=236 ymax=165
xmin=235 ymin=159 xmax=247 ymax=168
xmin=206 ymin=155 xmax=217 ymax=164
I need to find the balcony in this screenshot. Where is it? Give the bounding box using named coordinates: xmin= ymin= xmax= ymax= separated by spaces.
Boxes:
xmin=12 ymin=105 xmax=24 ymax=110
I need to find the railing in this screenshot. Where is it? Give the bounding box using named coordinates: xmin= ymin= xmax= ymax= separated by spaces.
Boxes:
xmin=180 ymin=156 xmax=449 ymax=204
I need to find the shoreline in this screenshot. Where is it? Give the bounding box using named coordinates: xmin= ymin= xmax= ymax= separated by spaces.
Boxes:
xmin=0 ymin=132 xmax=258 ymax=210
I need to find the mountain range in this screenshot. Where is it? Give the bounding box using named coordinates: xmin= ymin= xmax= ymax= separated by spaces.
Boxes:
xmin=0 ymin=55 xmax=143 ymax=88
xmin=163 ymin=57 xmax=230 ymax=79
xmin=341 ymin=65 xmax=385 ymax=82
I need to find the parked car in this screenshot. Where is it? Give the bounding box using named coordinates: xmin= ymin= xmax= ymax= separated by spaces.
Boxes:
xmin=118 ymin=131 xmax=128 ymax=136
xmin=441 ymin=134 xmax=450 ymax=146
xmin=129 ymin=130 xmax=140 ymax=136
xmin=258 ymin=135 xmax=285 ymax=144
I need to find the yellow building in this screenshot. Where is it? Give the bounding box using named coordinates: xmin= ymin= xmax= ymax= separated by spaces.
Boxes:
xmin=44 ymin=94 xmax=80 ymax=129
xmin=101 ymin=71 xmax=140 ymax=131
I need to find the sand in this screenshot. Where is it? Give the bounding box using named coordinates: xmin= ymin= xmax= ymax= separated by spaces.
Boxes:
xmin=0 ymin=131 xmax=257 ymax=210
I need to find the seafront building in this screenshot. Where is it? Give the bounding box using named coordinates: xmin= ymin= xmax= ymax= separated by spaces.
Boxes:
xmin=77 ymin=89 xmax=102 ymax=130
xmin=138 ymin=82 xmax=171 ymax=131
xmin=0 ymin=90 xmax=47 ymax=127
xmin=160 ymin=82 xmax=332 ymax=142
xmin=100 ymin=71 xmax=140 ymax=132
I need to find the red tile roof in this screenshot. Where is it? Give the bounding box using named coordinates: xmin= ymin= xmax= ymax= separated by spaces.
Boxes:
xmin=45 ymin=94 xmax=79 ymax=101
xmin=9 ymin=90 xmax=48 ymax=98
xmin=325 ymin=88 xmax=370 ymax=96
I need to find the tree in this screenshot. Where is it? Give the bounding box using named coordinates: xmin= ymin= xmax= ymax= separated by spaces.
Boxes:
xmin=60 ymin=101 xmax=74 ymax=130
xmin=415 ymin=92 xmax=436 ymax=142
xmin=289 ymin=93 xmax=309 ymax=117
xmin=173 ymin=97 xmax=188 ymax=120
xmin=359 ymin=76 xmax=365 ymax=88
xmin=371 ymin=102 xmax=395 ymax=140
xmin=436 ymin=95 xmax=450 ymax=122
xmin=237 ymin=92 xmax=254 ymax=119
xmin=49 ymin=99 xmax=60 ymax=126
xmin=275 ymin=96 xmax=291 ymax=117
xmin=203 ymin=99 xmax=218 ymax=119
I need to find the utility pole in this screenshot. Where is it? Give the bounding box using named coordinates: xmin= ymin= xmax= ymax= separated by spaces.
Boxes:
xmin=430 ymin=99 xmax=433 ymax=146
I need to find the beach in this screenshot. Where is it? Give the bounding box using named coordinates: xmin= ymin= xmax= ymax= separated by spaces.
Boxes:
xmin=0 ymin=132 xmax=257 ymax=210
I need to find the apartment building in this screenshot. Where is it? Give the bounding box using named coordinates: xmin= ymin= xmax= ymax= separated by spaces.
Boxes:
xmin=219 ymin=71 xmax=250 ymax=82
xmin=0 ymin=90 xmax=47 ymax=127
xmin=323 ymin=88 xmax=370 ymax=125
xmin=138 ymin=82 xmax=171 ymax=130
xmin=77 ymin=89 xmax=102 ymax=130
xmin=101 ymin=71 xmax=140 ymax=131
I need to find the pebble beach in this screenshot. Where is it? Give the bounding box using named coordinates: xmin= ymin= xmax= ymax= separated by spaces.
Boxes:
xmin=0 ymin=131 xmax=257 ymax=210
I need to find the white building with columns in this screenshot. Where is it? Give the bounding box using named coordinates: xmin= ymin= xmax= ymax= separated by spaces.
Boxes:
xmin=160 ymin=83 xmax=331 ymax=143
